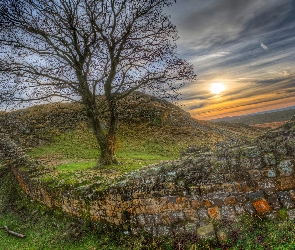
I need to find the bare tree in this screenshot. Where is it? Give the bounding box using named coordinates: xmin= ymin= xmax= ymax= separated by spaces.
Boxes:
xmin=0 ymin=0 xmax=196 ymax=166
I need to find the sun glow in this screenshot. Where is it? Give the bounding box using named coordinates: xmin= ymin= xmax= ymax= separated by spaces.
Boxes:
xmin=210 ymin=82 xmax=225 ymax=95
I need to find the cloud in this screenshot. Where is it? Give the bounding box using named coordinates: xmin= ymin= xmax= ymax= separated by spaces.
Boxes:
xmin=260 ymin=42 xmax=268 ymax=51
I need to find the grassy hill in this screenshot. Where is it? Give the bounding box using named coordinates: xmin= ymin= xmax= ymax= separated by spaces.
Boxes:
xmin=0 ymin=92 xmax=264 ymax=168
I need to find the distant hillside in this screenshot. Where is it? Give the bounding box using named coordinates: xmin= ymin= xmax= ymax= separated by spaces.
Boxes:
xmin=210 ymin=107 xmax=295 ymax=125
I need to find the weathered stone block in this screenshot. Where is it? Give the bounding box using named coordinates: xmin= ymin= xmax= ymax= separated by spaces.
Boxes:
xmin=252 ymin=198 xmax=271 ymax=213
xmin=229 ymin=159 xmax=239 ymax=172
xmin=264 ymin=189 xmax=276 ymax=196
xmin=143 ymin=226 xmax=153 ymax=235
xmin=176 ymin=196 xmax=186 ymax=204
xmin=184 ymin=209 xmax=199 ymax=221
xmin=189 ymin=186 xmax=201 ymax=196
xmin=277 ymin=191 xmax=295 ymax=209
xmin=137 ymin=214 xmax=146 ymax=227
xmin=286 ymin=139 xmax=295 ymax=153
xmin=287 ymin=209 xmax=295 ymax=220
xmin=211 ymin=184 xmax=224 ymax=192
xmin=164 ymin=182 xmax=175 ymax=189
xmin=262 ymin=169 xmax=276 ymax=178
xmin=166 ymin=172 xmax=177 ymax=181
xmin=236 ymin=194 xmax=247 ymax=203
xmin=200 ymin=185 xmax=213 ymax=194
xmin=198 ymin=208 xmax=209 ymax=221
xmin=211 ymin=197 xmax=224 ymax=206
xmin=241 ymin=158 xmax=251 ymax=170
xmin=251 ymin=157 xmax=263 ymax=169
xmin=217 ymin=229 xmax=228 ymax=243
xmin=277 ymin=177 xmax=295 ymax=190
xmin=224 ymin=196 xmax=237 ymax=205
xmin=242 ymin=146 xmax=260 ymax=158
xmin=167 ymin=211 xmax=186 ymax=224
xmin=259 ymin=140 xmax=272 ymax=152
xmin=235 ymin=204 xmax=246 ymax=215
xmin=248 ymin=190 xmax=264 ymax=201
xmin=221 ymin=206 xmax=236 ymax=220
xmin=208 ymin=206 xmax=221 ymax=219
xmin=159 ymin=197 xmax=168 ymax=205
xmin=263 ymin=154 xmax=276 ymax=166
xmin=278 ymin=160 xmax=294 ymax=177
xmin=209 ymin=174 xmax=225 ymax=183
xmin=267 ymin=196 xmax=281 ymax=210
xmin=157 ymin=225 xmax=172 ymax=236
xmin=265 ymin=211 xmax=278 ymax=219
xmin=185 ymin=222 xmax=197 ymax=233
xmin=191 ymin=199 xmax=202 ymax=209
xmin=258 ymin=179 xmax=276 ymax=190
xmin=247 ymin=180 xmax=259 ymax=191
xmin=234 ymin=182 xmax=249 ymax=193
xmin=144 ymin=214 xmax=155 ymax=225
xmin=277 ymin=144 xmax=288 ymax=155
xmin=235 ymin=172 xmax=251 ymax=182
xmin=197 ymin=223 xmax=215 ymax=240
xmin=224 ymin=173 xmax=236 ymax=182
xmin=248 ymin=170 xmax=262 ymax=181
xmin=221 ymin=183 xmax=236 ymax=193
xmin=167 ymin=202 xmax=175 ymax=210
xmin=167 ymin=196 xmax=177 ymax=203
xmin=289 ymin=190 xmax=295 ymax=201
xmin=203 ymin=199 xmax=212 ymax=207
xmin=141 ymin=198 xmax=156 ymax=206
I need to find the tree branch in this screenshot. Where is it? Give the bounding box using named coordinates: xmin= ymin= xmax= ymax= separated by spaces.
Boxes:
xmin=0 ymin=226 xmax=26 ymax=238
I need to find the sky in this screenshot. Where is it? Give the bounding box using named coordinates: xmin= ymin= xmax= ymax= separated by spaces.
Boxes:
xmin=165 ymin=0 xmax=295 ymax=120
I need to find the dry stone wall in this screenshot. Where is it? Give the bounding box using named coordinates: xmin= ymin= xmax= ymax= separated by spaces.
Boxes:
xmin=2 ymin=119 xmax=295 ymax=240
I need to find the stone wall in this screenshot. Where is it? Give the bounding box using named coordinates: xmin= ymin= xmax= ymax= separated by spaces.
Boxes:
xmin=2 ymin=120 xmax=295 ymax=240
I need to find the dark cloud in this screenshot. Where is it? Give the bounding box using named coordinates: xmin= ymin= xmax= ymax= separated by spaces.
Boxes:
xmin=187 ymin=104 xmax=206 ymax=110
xmin=168 ymin=0 xmax=267 ymax=48
xmin=256 ymin=75 xmax=295 ymax=88
xmin=241 ymin=0 xmax=295 ymax=37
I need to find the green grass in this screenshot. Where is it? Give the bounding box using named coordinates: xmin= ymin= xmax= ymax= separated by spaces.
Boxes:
xmin=0 ymin=213 xmax=102 ymax=250
xmin=227 ymin=216 xmax=295 ymax=250
xmin=25 ymin=123 xmax=195 ymax=187
xmin=27 ymin=124 xmax=181 ymax=163
xmin=56 ymin=161 xmax=97 ymax=171
xmin=23 ymin=120 xmax=266 ymax=191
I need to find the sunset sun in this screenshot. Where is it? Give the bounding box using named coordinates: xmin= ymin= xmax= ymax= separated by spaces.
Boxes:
xmin=210 ymin=82 xmax=225 ymax=95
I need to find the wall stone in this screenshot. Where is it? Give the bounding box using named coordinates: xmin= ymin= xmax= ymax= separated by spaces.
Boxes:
xmin=2 ymin=119 xmax=295 ymax=241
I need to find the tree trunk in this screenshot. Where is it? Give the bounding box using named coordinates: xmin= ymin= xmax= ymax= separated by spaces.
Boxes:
xmin=80 ymin=80 xmax=119 ymax=166
xmin=99 ymin=133 xmax=118 ymax=166
xmin=98 ymin=95 xmax=119 ymax=166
